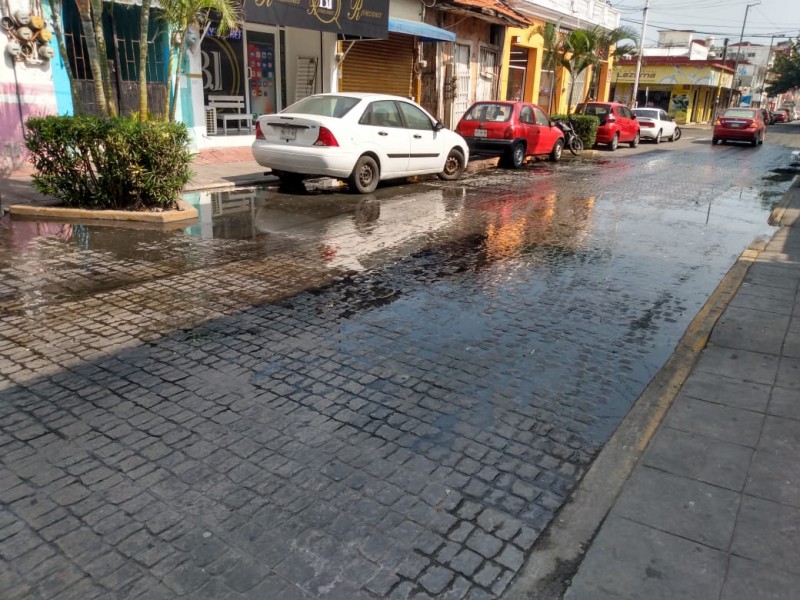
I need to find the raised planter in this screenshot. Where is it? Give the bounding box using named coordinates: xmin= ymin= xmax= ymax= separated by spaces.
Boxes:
xmin=7 ymin=199 xmax=198 ymax=224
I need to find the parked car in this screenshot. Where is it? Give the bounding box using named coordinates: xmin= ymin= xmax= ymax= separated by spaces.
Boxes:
xmin=631 ymin=108 xmax=679 ymax=143
xmin=773 ymin=110 xmax=788 ymax=123
xmin=712 ymin=108 xmax=766 ymax=146
xmin=252 ymin=93 xmax=469 ymax=194
xmin=455 ymin=101 xmax=565 ymax=168
xmin=760 ymin=108 xmax=775 ymax=125
xmin=780 ymin=108 xmax=797 ymax=121
xmin=575 ymin=101 xmax=640 ymax=150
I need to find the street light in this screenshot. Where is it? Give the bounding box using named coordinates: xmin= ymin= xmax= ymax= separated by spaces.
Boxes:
xmin=728 ymin=1 xmax=761 ymax=107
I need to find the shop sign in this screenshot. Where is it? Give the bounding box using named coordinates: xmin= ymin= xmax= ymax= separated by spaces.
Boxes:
xmin=244 ymin=0 xmax=389 ymax=38
xmin=613 ymin=65 xmax=730 ymax=87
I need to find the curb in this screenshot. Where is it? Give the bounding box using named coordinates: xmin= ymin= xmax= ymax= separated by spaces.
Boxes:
xmin=7 ymin=199 xmax=199 ymax=224
xmin=503 ymin=176 xmax=800 ymax=599
xmin=505 ymin=242 xmax=761 ymax=600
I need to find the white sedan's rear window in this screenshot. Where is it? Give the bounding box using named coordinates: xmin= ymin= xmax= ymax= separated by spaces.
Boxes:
xmin=284 ymin=95 xmax=360 ymax=118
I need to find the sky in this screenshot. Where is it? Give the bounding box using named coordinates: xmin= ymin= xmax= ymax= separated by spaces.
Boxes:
xmin=609 ymin=0 xmax=800 ymax=47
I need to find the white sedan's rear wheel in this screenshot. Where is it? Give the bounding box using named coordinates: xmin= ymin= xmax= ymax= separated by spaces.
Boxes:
xmin=349 ymin=155 xmax=379 ymax=194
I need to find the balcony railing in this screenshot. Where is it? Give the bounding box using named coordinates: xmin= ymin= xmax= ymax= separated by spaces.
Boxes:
xmin=511 ymin=0 xmax=621 ymax=30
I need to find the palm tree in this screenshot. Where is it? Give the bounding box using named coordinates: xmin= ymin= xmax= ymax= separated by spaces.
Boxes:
xmin=89 ymin=0 xmax=118 ymax=116
xmin=535 ymin=21 xmax=563 ymax=114
xmin=560 ymin=29 xmax=596 ymax=113
xmin=160 ymin=0 xmax=241 ymax=122
xmin=75 ymin=0 xmax=115 ymax=116
xmin=47 ymin=0 xmax=81 ymax=113
xmin=139 ymin=0 xmax=152 ymax=122
xmin=585 ymin=25 xmax=639 ymax=100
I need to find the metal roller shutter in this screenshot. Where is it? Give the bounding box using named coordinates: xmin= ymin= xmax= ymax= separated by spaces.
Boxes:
xmin=341 ymin=33 xmax=414 ymax=98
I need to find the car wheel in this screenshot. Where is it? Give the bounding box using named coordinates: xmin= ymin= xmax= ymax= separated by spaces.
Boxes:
xmin=673 ymin=126 xmax=682 ymax=141
xmin=630 ymin=132 xmax=640 ymax=148
xmin=751 ymin=136 xmax=758 ymax=147
xmin=609 ymin=134 xmax=619 ymax=151
xmin=348 ymin=155 xmax=379 ymax=194
xmin=550 ymin=139 xmax=564 ymax=162
xmin=654 ymin=130 xmax=661 ymax=144
xmin=503 ymin=142 xmax=525 ymax=169
xmin=438 ymin=148 xmax=466 ymax=180
xmin=712 ymin=137 xmax=719 ymax=145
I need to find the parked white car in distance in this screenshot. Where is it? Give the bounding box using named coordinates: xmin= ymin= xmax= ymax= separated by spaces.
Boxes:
xmin=252 ymin=93 xmax=469 ymax=194
xmin=631 ymin=108 xmax=679 ymax=143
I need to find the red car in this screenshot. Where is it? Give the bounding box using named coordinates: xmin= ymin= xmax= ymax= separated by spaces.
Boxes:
xmin=455 ymin=101 xmax=565 ymax=168
xmin=712 ymin=108 xmax=766 ymax=146
xmin=575 ymin=101 xmax=640 ymax=150
xmin=773 ymin=111 xmax=788 ymax=123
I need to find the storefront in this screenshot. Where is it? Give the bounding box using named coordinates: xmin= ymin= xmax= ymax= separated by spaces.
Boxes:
xmin=188 ymin=0 xmax=390 ymax=147
xmin=338 ymin=3 xmax=456 ymax=101
xmin=611 ymin=60 xmax=734 ymax=123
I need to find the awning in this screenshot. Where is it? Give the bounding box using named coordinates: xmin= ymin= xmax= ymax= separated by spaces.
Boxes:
xmin=388 ymin=18 xmax=456 ymax=42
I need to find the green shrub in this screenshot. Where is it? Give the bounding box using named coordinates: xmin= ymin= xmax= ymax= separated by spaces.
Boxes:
xmin=551 ymin=113 xmax=599 ymax=148
xmin=25 ymin=115 xmax=192 ymax=211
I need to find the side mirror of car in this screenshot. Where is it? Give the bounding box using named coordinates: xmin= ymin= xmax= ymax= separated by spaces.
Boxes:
xmin=434 ymin=121 xmax=444 ymax=131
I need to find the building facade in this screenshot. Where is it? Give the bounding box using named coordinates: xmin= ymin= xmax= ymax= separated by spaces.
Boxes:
xmin=2 ymin=0 xmax=625 ymax=157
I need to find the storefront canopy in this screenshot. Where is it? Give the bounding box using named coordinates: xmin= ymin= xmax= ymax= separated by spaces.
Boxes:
xmin=244 ymin=0 xmax=389 ymax=38
xmin=388 ymin=17 xmax=456 ymax=42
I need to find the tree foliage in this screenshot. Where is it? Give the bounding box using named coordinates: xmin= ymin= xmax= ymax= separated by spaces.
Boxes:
xmin=535 ymin=22 xmax=562 ymax=114
xmin=159 ymin=0 xmax=242 ymax=122
xmin=535 ymin=22 xmax=638 ymax=113
xmin=766 ymin=42 xmax=800 ymax=95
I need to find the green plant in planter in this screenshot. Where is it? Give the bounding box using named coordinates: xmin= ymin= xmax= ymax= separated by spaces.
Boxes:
xmin=551 ymin=113 xmax=599 ymax=148
xmin=25 ymin=115 xmax=192 ymax=211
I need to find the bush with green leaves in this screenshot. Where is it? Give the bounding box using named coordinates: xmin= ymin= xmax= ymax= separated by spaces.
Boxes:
xmin=551 ymin=113 xmax=599 ymax=148
xmin=25 ymin=115 xmax=192 ymax=211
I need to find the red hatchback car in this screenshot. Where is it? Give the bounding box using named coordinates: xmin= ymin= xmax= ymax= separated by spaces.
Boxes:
xmin=455 ymin=101 xmax=565 ymax=168
xmin=712 ymin=108 xmax=766 ymax=146
xmin=575 ymin=101 xmax=640 ymax=150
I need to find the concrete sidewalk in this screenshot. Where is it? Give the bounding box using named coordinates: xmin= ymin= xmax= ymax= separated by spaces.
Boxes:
xmin=563 ymin=179 xmax=800 ymax=599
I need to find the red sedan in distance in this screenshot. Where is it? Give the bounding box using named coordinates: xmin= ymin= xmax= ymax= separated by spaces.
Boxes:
xmin=455 ymin=101 xmax=565 ymax=168
xmin=712 ymin=108 xmax=766 ymax=146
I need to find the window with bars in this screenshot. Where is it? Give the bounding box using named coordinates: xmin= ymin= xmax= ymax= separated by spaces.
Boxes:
xmin=477 ymin=46 xmax=498 ymax=101
xmin=62 ymin=0 xmax=167 ymax=83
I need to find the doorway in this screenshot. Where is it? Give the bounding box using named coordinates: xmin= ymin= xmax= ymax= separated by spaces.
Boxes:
xmin=245 ymin=30 xmax=279 ymax=117
xmin=506 ymin=46 xmax=528 ymax=102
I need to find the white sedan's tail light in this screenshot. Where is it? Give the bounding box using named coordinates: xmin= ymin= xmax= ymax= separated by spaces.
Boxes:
xmin=314 ymin=127 xmax=339 ymax=147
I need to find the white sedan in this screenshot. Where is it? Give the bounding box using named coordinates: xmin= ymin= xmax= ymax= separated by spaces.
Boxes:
xmin=251 ymin=93 xmax=469 ymax=194
xmin=632 ymin=108 xmax=679 ymax=143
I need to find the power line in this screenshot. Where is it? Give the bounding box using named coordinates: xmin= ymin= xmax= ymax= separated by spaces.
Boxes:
xmin=620 ymin=17 xmax=798 ymax=38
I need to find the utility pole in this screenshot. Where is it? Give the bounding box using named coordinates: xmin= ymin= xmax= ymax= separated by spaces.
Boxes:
xmin=728 ymin=2 xmax=761 ymax=108
xmin=630 ymin=0 xmax=650 ymax=108
xmin=712 ymin=38 xmax=729 ymax=122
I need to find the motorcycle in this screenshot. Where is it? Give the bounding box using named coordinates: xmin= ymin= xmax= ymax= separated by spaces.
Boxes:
xmin=553 ymin=118 xmax=584 ymax=155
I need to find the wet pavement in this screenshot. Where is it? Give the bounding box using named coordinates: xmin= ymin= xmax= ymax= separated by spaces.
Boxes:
xmin=1 ymin=125 xmax=799 ymax=599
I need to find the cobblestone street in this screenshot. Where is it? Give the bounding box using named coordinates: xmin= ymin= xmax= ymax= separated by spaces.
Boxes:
xmin=1 ymin=130 xmax=797 ymax=599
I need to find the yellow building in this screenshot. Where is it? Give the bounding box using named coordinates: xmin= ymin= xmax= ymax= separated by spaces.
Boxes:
xmin=498 ymin=24 xmax=617 ymax=114
xmin=611 ymin=59 xmax=734 ymax=123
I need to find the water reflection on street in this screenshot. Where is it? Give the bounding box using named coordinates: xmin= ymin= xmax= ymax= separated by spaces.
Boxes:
xmin=0 ymin=142 xmax=793 ymax=318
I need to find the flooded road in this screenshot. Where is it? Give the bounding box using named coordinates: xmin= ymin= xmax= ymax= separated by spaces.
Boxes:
xmin=1 ymin=126 xmax=798 ymax=600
